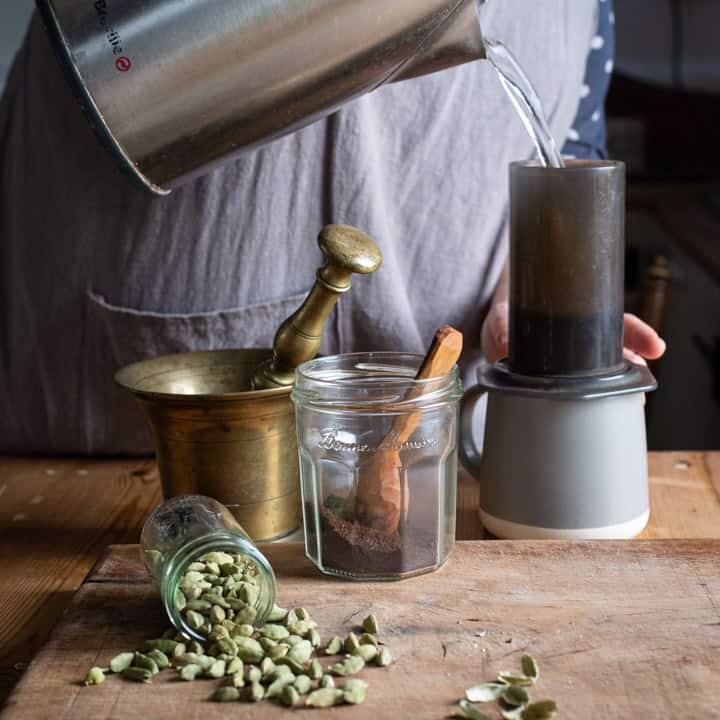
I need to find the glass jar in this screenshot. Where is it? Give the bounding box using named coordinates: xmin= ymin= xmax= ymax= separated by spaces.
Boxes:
xmin=291 ymin=352 xmax=462 ymax=581
xmin=140 ymin=495 xmax=276 ymax=639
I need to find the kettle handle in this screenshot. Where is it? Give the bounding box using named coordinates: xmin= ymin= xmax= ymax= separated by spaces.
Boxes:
xmin=458 ymin=384 xmax=487 ymax=474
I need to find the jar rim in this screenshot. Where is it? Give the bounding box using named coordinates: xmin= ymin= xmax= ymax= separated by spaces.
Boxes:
xmin=292 ymin=351 xmax=462 ymax=411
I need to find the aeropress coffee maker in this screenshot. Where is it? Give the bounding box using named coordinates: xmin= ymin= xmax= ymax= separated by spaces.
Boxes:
xmin=460 ymin=160 xmax=657 ymax=539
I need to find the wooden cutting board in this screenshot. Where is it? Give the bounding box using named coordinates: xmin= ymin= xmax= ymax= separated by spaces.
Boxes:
xmin=2 ymin=541 xmax=719 ymax=720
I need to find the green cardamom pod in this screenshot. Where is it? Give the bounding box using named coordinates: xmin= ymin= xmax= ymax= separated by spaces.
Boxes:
xmin=234 ymin=624 xmax=255 ymax=638
xmin=187 ymin=562 xmax=206 ymax=572
xmin=259 ymin=637 xmax=277 ymax=651
xmin=267 ymin=604 xmax=289 ymax=623
xmin=319 ymin=674 xmax=335 ymax=689
xmin=179 ymin=663 xmax=202 ymax=681
xmin=234 ymin=637 xmax=264 ymax=663
xmin=268 ymin=644 xmax=289 ymax=660
xmin=227 ymin=671 xmax=245 ymax=688
xmin=325 ymin=636 xmax=343 ymax=655
xmin=259 ymin=623 xmax=290 ymax=641
xmin=185 ymin=610 xmax=206 ymax=631
xmin=344 ymin=632 xmax=360 ymax=653
xmin=245 ymin=665 xmax=262 ymax=684
xmin=265 ymin=675 xmax=295 ymax=699
xmin=133 ymin=653 xmax=159 ymax=675
xmin=201 ymin=551 xmax=235 ymax=566
xmin=185 ymin=599 xmax=212 ymax=612
xmin=210 ymin=605 xmax=226 ymax=624
xmin=309 ymin=659 xmax=323 ymax=681
xmin=172 ymin=642 xmax=187 ymax=659
xmin=84 ymin=667 xmax=105 ymax=686
xmin=286 ymin=635 xmax=303 ymax=647
xmin=226 ymin=657 xmax=244 ymax=675
xmin=361 ymin=614 xmax=379 ymax=634
xmin=375 ymin=647 xmax=393 ymax=667
xmin=503 ymin=685 xmax=530 ymax=707
xmin=205 ymin=659 xmax=226 ymax=678
xmin=287 ymin=639 xmax=313 ymax=664
xmin=234 ymin=606 xmax=258 ymax=625
xmin=279 ymin=685 xmax=301 ymax=707
xmin=342 ymin=678 xmax=368 ymax=705
xmin=521 ymin=654 xmax=539 ymax=682
xmin=465 ymin=683 xmax=507 ymax=703
xmin=121 ymin=667 xmax=153 ymax=683
xmin=329 ymin=655 xmax=365 ymax=676
xmin=306 ymin=688 xmax=344 ymax=708
xmin=275 ymin=656 xmax=305 ymax=674
xmin=211 ymin=686 xmax=239 ymax=702
xmin=520 ymin=700 xmax=557 ymax=720
xmin=352 ymin=644 xmax=378 ymax=662
xmin=359 ymin=633 xmax=378 ymax=647
xmin=500 ymin=709 xmax=523 ymax=720
xmin=293 ymin=674 xmax=312 ymax=695
xmin=242 ymin=681 xmax=264 ymax=702
xmin=109 ymin=652 xmax=134 ymax=673
xmin=146 ymin=649 xmax=170 ymax=669
xmin=498 ymin=673 xmax=534 ymax=687
xmin=144 ymin=638 xmax=180 ymax=655
xmin=174 ymin=589 xmax=187 ymax=611
xmin=260 ymin=657 xmax=275 ymax=675
xmin=458 ymin=699 xmax=492 ymax=720
xmin=188 ymin=640 xmax=204 ymax=655
xmin=308 ymin=628 xmax=322 ymax=648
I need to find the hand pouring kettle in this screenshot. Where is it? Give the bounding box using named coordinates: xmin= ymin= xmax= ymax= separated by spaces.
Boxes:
xmin=36 ymin=0 xmax=487 ymax=194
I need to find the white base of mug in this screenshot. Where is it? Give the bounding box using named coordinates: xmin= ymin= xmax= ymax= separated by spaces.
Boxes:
xmin=479 ymin=508 xmax=650 ymax=540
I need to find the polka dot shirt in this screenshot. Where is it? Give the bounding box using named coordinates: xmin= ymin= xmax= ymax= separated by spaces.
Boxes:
xmin=561 ymin=0 xmax=615 ymax=160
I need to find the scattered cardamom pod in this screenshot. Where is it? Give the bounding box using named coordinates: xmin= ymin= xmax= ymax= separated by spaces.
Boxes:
xmin=352 ymin=644 xmax=378 ymax=662
xmin=498 ymin=673 xmax=534 ymax=687
xmin=362 ymin=614 xmax=379 ymax=634
xmin=145 ymin=649 xmax=170 ymax=670
xmin=329 ymin=655 xmax=365 ymax=676
xmin=287 ymin=639 xmax=313 ymax=664
xmin=465 ymin=683 xmax=507 ymax=703
xmin=306 ymin=687 xmax=345 ymax=708
xmin=267 ymin=604 xmax=289 ymax=623
xmin=319 ymin=674 xmax=335 ymax=689
xmin=502 ymin=684 xmax=530 ymax=707
xmin=234 ymin=637 xmax=264 ymax=663
xmin=375 ymin=647 xmax=393 ymax=667
xmin=344 ymin=632 xmax=361 ymax=653
xmin=325 ymin=636 xmax=342 ymax=655
xmin=226 ymin=657 xmax=243 ymax=676
xmin=133 ymin=653 xmax=159 ymax=675
xmin=121 ymin=667 xmax=153 ymax=683
xmin=342 ymin=678 xmax=368 ymax=705
xmin=245 ymin=665 xmax=262 ymax=683
xmin=204 ymin=659 xmax=226 ymax=678
xmin=84 ymin=667 xmax=105 ymax=686
xmin=179 ymin=664 xmax=202 ymax=681
xmin=309 ymin=658 xmax=323 ymax=680
xmin=265 ymin=674 xmax=296 ymax=699
xmin=211 ymin=686 xmax=239 ymax=702
xmin=109 ymin=652 xmax=134 ymax=674
xmin=457 ymin=699 xmax=492 ymax=720
xmin=521 ymin=700 xmax=557 ymax=720
xmin=294 ymin=674 xmax=312 ymax=695
xmin=521 ymin=654 xmax=539 ymax=683
xmin=243 ymin=681 xmax=264 ymax=702
xmin=279 ymin=685 xmax=301 ymax=707
xmin=359 ymin=633 xmax=377 ymax=647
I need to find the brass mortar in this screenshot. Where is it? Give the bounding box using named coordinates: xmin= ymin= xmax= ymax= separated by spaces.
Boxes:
xmin=115 ymin=225 xmax=382 ymax=541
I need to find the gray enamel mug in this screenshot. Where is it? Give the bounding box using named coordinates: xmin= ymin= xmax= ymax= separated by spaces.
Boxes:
xmin=459 ymin=365 xmax=656 ymax=540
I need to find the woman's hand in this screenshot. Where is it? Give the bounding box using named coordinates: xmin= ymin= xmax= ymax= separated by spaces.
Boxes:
xmin=481 ymin=303 xmax=667 ymax=366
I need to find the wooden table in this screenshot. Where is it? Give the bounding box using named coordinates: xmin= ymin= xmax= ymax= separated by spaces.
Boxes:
xmin=1 ymin=452 xmax=719 ymax=709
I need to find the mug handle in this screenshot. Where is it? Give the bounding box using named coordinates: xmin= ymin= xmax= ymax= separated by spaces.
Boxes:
xmin=458 ymin=384 xmax=487 ymax=474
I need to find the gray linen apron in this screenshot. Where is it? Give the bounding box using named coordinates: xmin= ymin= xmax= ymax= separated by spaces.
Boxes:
xmin=0 ymin=1 xmax=596 ymax=454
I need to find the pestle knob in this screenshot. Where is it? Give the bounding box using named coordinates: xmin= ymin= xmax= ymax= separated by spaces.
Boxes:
xmin=251 ymin=225 xmax=383 ymax=389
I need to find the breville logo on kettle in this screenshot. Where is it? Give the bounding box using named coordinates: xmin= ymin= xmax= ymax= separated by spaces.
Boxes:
xmin=93 ymin=0 xmax=132 ymax=72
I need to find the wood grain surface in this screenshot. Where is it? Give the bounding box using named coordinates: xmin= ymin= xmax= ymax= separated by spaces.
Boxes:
xmin=2 ymin=541 xmax=719 ymax=720
xmin=1 ymin=452 xmax=719 ymax=710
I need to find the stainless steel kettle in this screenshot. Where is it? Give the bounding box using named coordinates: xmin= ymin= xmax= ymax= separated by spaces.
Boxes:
xmin=36 ymin=0 xmax=487 ymax=194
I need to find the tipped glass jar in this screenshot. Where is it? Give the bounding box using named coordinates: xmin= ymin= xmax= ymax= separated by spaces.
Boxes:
xmin=140 ymin=495 xmax=276 ymax=639
xmin=292 ymin=352 xmax=462 ymax=581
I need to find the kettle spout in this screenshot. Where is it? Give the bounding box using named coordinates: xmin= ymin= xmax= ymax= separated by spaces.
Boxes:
xmin=392 ymin=0 xmax=486 ymax=82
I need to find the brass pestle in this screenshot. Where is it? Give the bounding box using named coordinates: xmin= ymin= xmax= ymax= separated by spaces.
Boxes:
xmin=252 ymin=224 xmax=383 ymax=389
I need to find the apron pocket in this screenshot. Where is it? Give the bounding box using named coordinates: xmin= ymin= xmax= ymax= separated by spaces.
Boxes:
xmin=85 ymin=290 xmax=308 ymax=455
